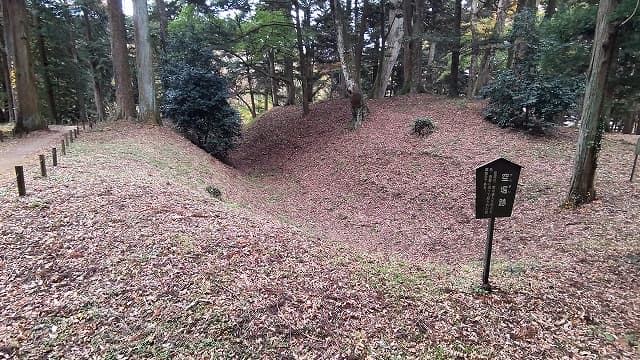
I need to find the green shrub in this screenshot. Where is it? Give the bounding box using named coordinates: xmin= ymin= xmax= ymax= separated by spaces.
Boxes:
xmin=413 ymin=117 xmax=436 ymax=136
xmin=481 ymin=72 xmax=582 ymax=133
xmin=481 ymin=9 xmax=583 ymax=133
xmin=161 ymin=12 xmax=241 ymax=162
xmin=206 ymin=185 xmax=222 ymax=198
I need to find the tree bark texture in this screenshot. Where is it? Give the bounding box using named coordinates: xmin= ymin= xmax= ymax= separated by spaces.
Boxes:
xmin=107 ymin=0 xmax=136 ymax=121
xmin=470 ymin=0 xmax=508 ymax=97
xmin=83 ymin=6 xmax=106 ymax=123
xmin=63 ymin=5 xmax=88 ymax=126
xmin=449 ymin=0 xmax=462 ymax=97
xmin=566 ymin=0 xmax=618 ymax=206
xmin=410 ymin=0 xmax=425 ymax=93
xmin=401 ymin=0 xmax=414 ymax=93
xmin=331 ymin=0 xmax=367 ymax=128
xmin=4 ymin=0 xmax=45 ymax=134
xmin=371 ymin=0 xmax=403 ymax=99
xmin=293 ymin=0 xmax=310 ymax=114
xmin=34 ymin=4 xmax=58 ymax=124
xmin=466 ymin=0 xmax=480 ymax=97
xmin=133 ymin=0 xmax=160 ymax=125
xmin=0 ymin=17 xmax=16 ymax=123
xmin=156 ymin=0 xmax=168 ymax=53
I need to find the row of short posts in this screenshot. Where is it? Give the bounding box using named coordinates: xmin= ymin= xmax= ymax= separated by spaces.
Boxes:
xmin=15 ymin=127 xmax=80 ymax=196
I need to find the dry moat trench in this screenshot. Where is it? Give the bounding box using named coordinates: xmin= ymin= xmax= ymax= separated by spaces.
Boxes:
xmin=0 ymin=94 xmax=639 ymax=358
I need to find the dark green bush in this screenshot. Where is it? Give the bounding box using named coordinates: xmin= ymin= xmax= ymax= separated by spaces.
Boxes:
xmin=413 ymin=117 xmax=436 ymax=136
xmin=161 ymin=10 xmax=241 ymax=161
xmin=162 ymin=64 xmax=241 ymax=160
xmin=481 ymin=9 xmax=583 ymax=133
xmin=481 ymin=72 xmax=582 ymax=132
xmin=206 ymin=185 xmax=222 ymax=198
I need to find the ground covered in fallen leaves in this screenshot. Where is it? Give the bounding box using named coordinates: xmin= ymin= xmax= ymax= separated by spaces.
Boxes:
xmin=1 ymin=94 xmax=639 ymax=359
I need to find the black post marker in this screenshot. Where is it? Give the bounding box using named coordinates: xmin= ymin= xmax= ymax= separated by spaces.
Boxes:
xmin=39 ymin=155 xmax=47 ymax=177
xmin=482 ymin=217 xmax=496 ymax=290
xmin=15 ymin=166 xmax=26 ymax=196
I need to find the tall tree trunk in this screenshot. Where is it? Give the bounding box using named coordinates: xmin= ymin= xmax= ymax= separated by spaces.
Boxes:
xmin=63 ymin=3 xmax=88 ymax=127
xmin=545 ymin=0 xmax=557 ymax=19
xmin=401 ymin=0 xmax=414 ymax=93
xmin=246 ymin=66 xmax=256 ymax=118
xmin=34 ymin=4 xmax=58 ymax=124
xmin=284 ymin=55 xmax=295 ymax=105
xmin=303 ymin=5 xmax=314 ymax=105
xmin=0 ymin=19 xmax=16 ymax=124
xmin=371 ymin=0 xmax=403 ymax=99
xmin=293 ymin=0 xmax=310 ymax=115
xmin=471 ymin=0 xmax=508 ymax=96
xmin=566 ymin=0 xmax=618 ymax=207
xmin=107 ymin=0 xmax=136 ymax=121
xmin=82 ymin=6 xmax=106 ymax=124
xmin=410 ymin=0 xmax=425 ymax=93
xmin=156 ymin=0 xmax=168 ymax=53
xmin=449 ymin=0 xmax=462 ymax=97
xmin=466 ymin=0 xmax=480 ymax=97
xmin=133 ymin=0 xmax=160 ymax=125
xmin=4 ymin=0 xmax=45 ymax=134
xmin=353 ymin=0 xmax=368 ymax=86
xmin=268 ymin=50 xmax=279 ymax=106
xmin=264 ymin=76 xmax=269 ymax=112
xmin=332 ymin=0 xmax=367 ymax=128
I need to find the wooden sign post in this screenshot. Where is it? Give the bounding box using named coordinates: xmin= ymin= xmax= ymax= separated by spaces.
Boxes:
xmin=476 ymin=158 xmax=522 ymax=291
xmin=631 ymin=138 xmax=640 ymax=182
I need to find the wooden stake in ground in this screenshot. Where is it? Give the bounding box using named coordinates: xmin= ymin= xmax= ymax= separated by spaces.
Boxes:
xmin=61 ymin=139 xmax=66 ymax=155
xmin=15 ymin=166 xmax=26 ymax=196
xmin=631 ymin=138 xmax=640 ymax=182
xmin=69 ymin=130 xmax=74 ymax=142
xmin=52 ymin=148 xmax=58 ymax=166
xmin=39 ymin=155 xmax=47 ymax=177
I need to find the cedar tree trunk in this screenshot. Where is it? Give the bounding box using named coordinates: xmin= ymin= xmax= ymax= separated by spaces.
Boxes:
xmin=133 ymin=0 xmax=160 ymax=125
xmin=566 ymin=0 xmax=618 ymax=207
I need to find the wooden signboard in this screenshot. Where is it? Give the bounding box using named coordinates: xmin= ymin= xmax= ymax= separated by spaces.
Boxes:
xmin=476 ymin=158 xmax=522 ymax=219
xmin=475 ymin=157 xmax=522 ymax=291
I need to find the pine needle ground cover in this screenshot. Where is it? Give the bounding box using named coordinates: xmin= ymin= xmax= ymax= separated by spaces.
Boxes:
xmin=1 ymin=95 xmax=639 ymax=358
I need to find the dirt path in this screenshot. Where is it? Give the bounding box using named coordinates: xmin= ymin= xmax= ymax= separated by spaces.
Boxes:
xmin=0 ymin=125 xmax=77 ymax=181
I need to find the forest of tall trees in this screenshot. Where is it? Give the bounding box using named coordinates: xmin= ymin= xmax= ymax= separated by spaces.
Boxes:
xmin=0 ymin=0 xmax=638 ymax=203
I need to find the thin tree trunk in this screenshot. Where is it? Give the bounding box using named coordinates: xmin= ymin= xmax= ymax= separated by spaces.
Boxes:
xmin=264 ymin=76 xmax=269 ymax=112
xmin=401 ymin=0 xmax=414 ymax=93
xmin=156 ymin=0 xmax=168 ymax=53
xmin=34 ymin=4 xmax=58 ymax=124
xmin=332 ymin=0 xmax=367 ymax=128
xmin=566 ymin=0 xmax=618 ymax=206
xmin=107 ymin=0 xmax=136 ymax=121
xmin=293 ymin=0 xmax=310 ymax=114
xmin=466 ymin=0 xmax=480 ymax=97
xmin=284 ymin=55 xmax=295 ymax=105
xmin=246 ymin=66 xmax=256 ymax=118
xmin=268 ymin=50 xmax=279 ymax=106
xmin=63 ymin=3 xmax=87 ymax=126
xmin=83 ymin=6 xmax=106 ymax=123
xmin=0 ymin=19 xmax=16 ymax=123
xmin=5 ymin=0 xmax=45 ymax=134
xmin=449 ymin=0 xmax=462 ymax=97
xmin=410 ymin=0 xmax=425 ymax=93
xmin=133 ymin=0 xmax=160 ymax=125
xmin=371 ymin=0 xmax=403 ymax=99
xmin=472 ymin=0 xmax=508 ymax=96
xmin=545 ymin=0 xmax=557 ymax=19
xmin=353 ymin=0 xmax=368 ymax=85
